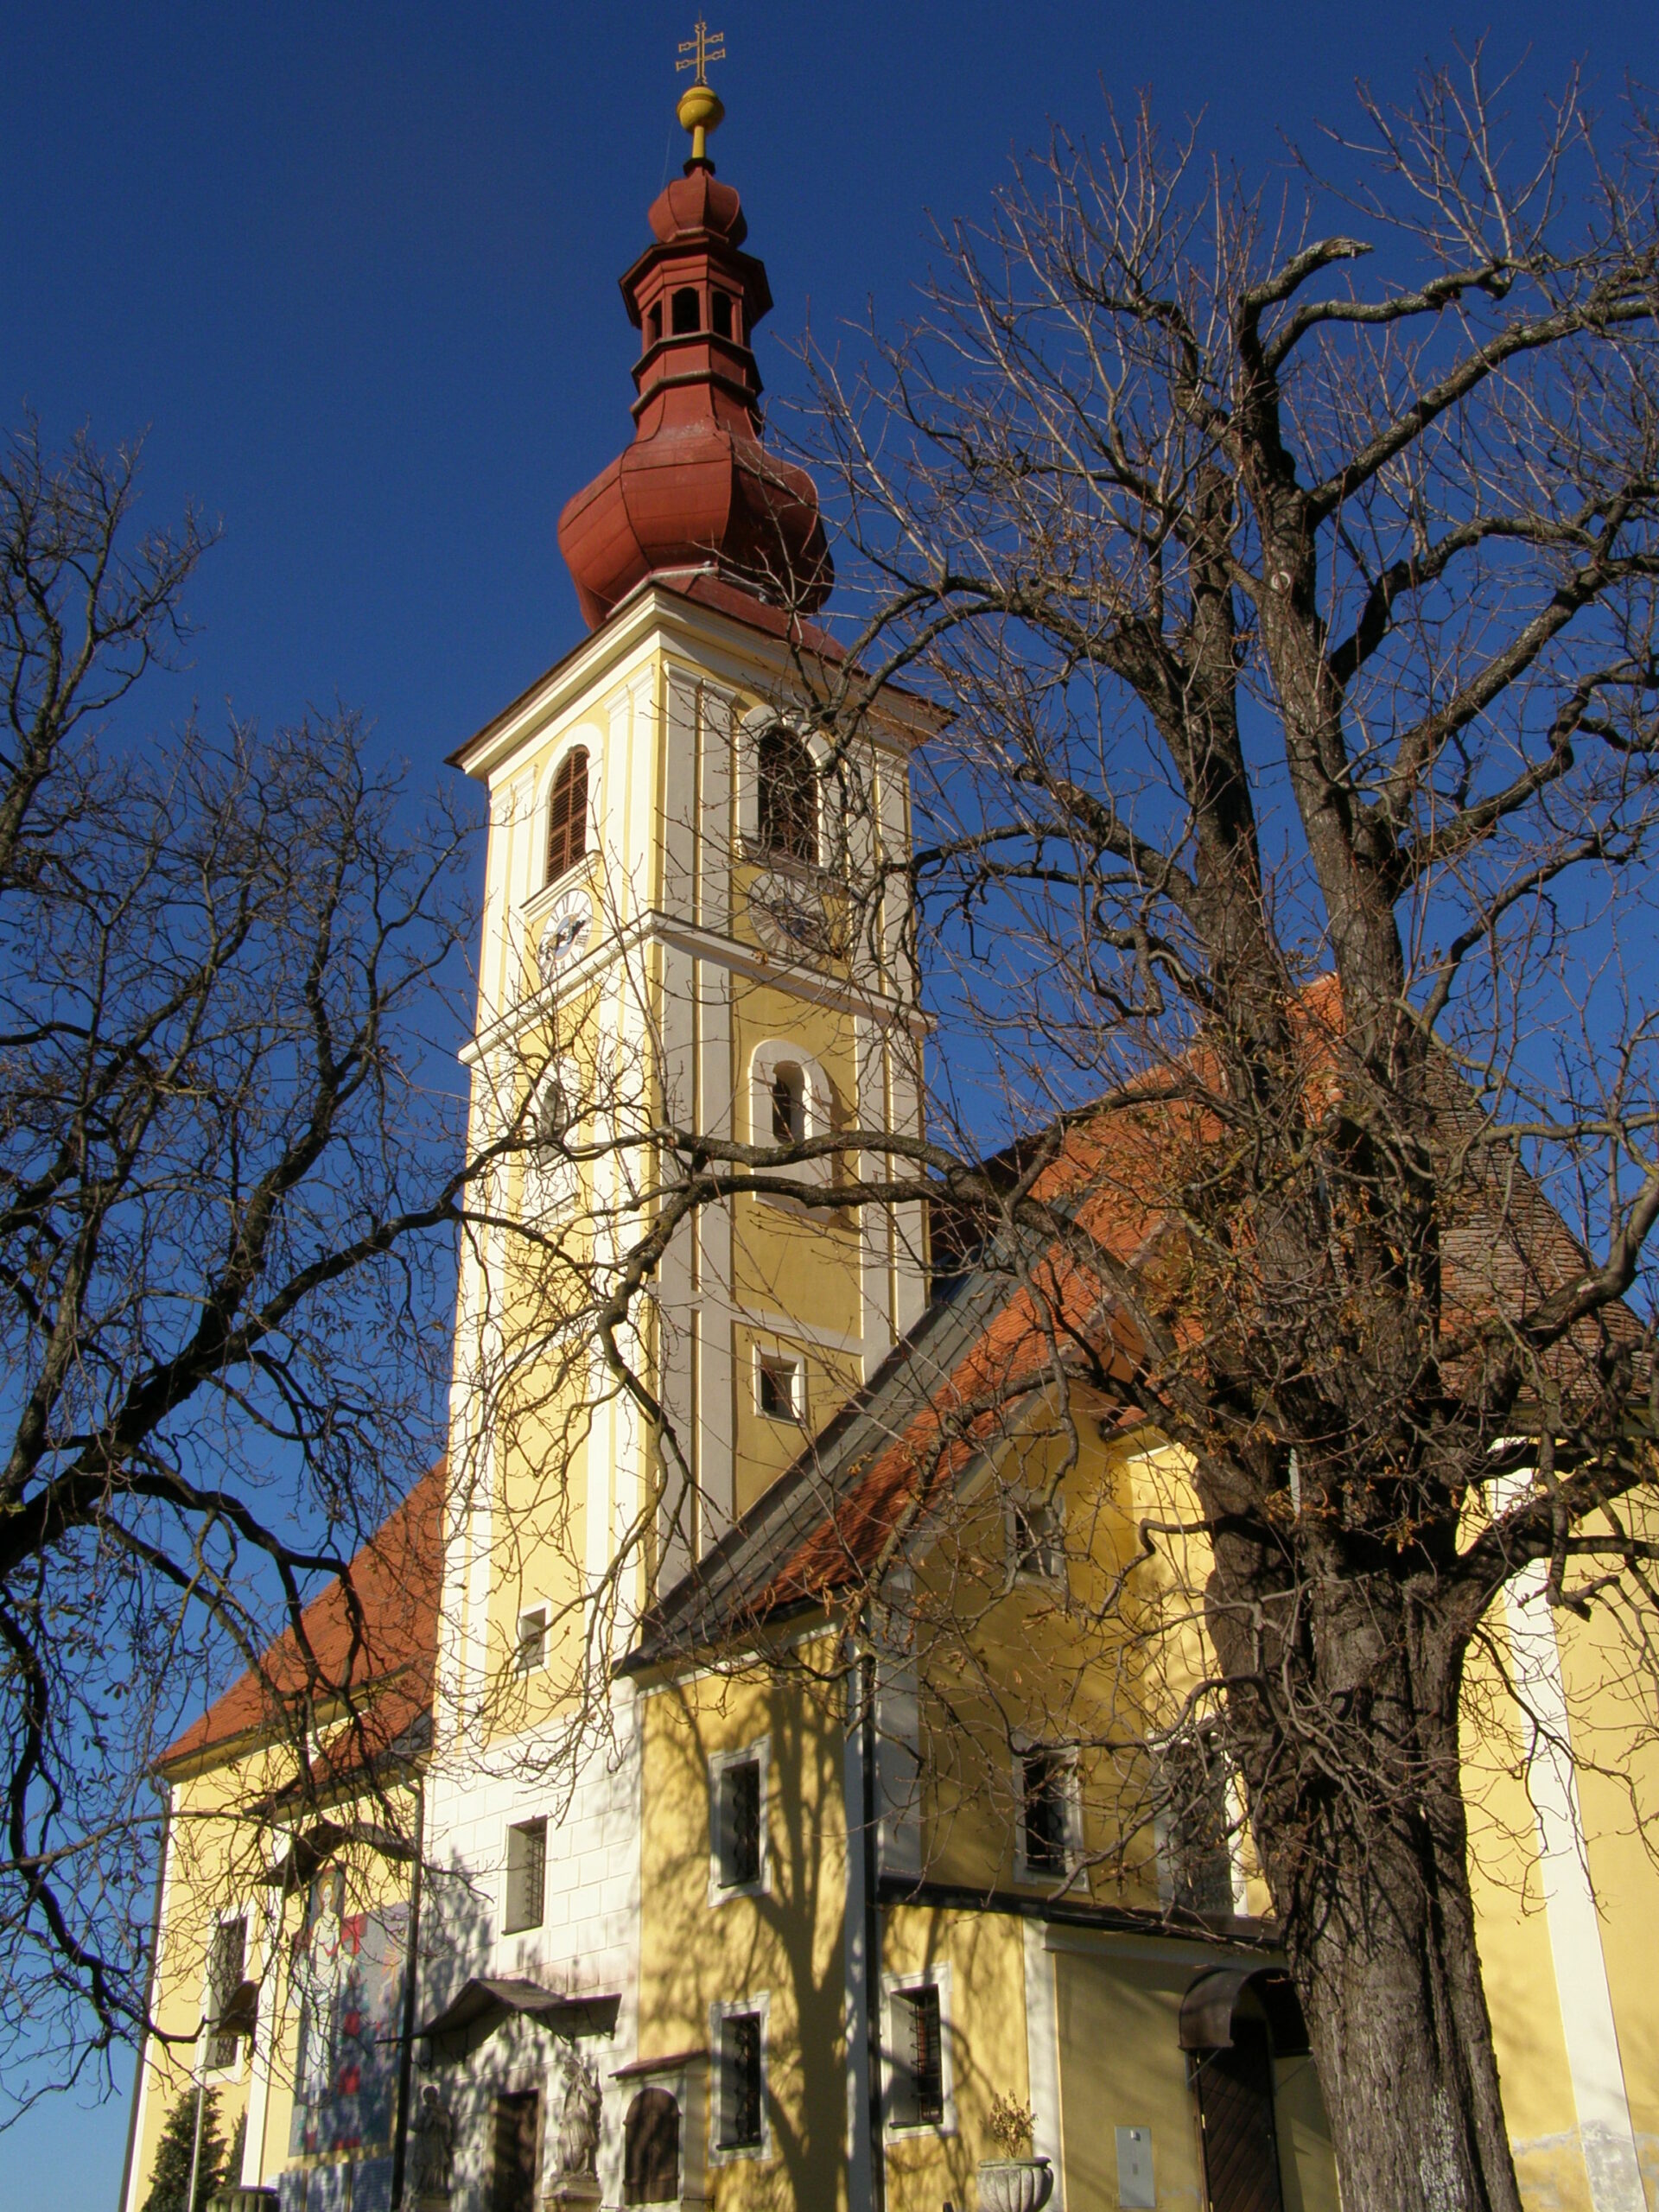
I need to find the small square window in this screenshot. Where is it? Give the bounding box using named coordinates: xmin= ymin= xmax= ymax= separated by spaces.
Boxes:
xmin=1007 ymin=1492 xmax=1065 ymax=1583
xmin=515 ymin=1606 xmax=548 ymax=1675
xmin=889 ymin=1983 xmax=945 ymax=2128
xmin=756 ymin=1353 xmax=800 ymax=1422
xmin=718 ymin=2010 xmax=764 ymax=2150
xmin=715 ymin=1757 xmax=763 ymax=1890
xmin=504 ymin=1817 xmax=547 ymax=1934
xmin=1020 ymin=1750 xmax=1077 ymax=1879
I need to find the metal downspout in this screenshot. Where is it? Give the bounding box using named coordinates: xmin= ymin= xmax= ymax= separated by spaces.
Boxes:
xmin=861 ymin=1643 xmax=887 ymax=2212
xmin=389 ymin=1775 xmax=427 ymax=2210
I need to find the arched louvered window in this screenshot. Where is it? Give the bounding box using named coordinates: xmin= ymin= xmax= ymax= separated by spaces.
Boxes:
xmin=546 ymin=748 xmax=588 ymax=885
xmin=756 ymin=722 xmax=817 ymax=865
xmin=623 ymin=2089 xmax=680 ymax=2205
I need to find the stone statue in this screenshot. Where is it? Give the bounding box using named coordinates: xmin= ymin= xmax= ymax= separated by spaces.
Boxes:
xmin=409 ymin=2083 xmax=455 ymax=2202
xmin=556 ymin=2046 xmax=603 ymax=2178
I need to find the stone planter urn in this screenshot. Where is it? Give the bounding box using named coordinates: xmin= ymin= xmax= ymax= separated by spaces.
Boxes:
xmin=976 ymin=2157 xmax=1055 ymax=2212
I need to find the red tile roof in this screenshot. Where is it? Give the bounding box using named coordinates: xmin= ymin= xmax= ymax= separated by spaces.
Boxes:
xmin=158 ymin=1463 xmax=444 ymax=1777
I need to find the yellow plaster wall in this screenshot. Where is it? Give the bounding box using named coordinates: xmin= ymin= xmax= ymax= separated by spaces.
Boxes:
xmin=130 ymin=1748 xmax=419 ymax=2209
xmin=1054 ymin=1943 xmax=1210 ymax=2212
xmin=638 ymin=1653 xmax=852 ymax=2212
xmin=880 ymin=1905 xmax=1029 ymax=2212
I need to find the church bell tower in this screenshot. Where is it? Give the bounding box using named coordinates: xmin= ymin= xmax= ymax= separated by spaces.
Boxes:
xmin=428 ymin=47 xmax=932 ymax=2069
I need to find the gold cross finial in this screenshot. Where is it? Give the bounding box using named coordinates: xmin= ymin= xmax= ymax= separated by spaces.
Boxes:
xmin=674 ymin=19 xmax=727 ymax=165
xmin=676 ymin=18 xmax=726 ymax=86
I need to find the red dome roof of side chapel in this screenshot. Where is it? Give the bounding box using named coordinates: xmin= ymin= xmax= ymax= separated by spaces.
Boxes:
xmin=557 ymin=141 xmax=833 ymax=632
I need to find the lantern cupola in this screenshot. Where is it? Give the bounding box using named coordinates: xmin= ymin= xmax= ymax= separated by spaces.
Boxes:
xmin=557 ymin=68 xmax=832 ymax=631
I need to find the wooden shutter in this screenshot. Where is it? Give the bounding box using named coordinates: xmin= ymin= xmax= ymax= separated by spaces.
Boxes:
xmin=546 ymin=749 xmax=588 ymax=883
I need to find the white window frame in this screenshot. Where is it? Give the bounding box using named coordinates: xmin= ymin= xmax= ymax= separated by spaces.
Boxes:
xmin=513 ymin=1603 xmax=550 ymax=1675
xmin=1005 ymin=1485 xmax=1067 ymax=1588
xmin=501 ymin=1814 xmax=549 ymax=1936
xmin=880 ymin=1961 xmax=957 ymax=2137
xmin=753 ymin=1344 xmax=804 ymax=1425
xmin=1014 ymin=1743 xmax=1084 ymax=1886
xmin=747 ymin=1039 xmax=834 ymax=1199
xmin=1149 ymin=1720 xmax=1243 ymax=1916
xmin=709 ymin=1992 xmax=772 ymax=2162
xmin=736 ymin=705 xmax=836 ymax=870
xmin=709 ymin=1736 xmax=771 ymax=1903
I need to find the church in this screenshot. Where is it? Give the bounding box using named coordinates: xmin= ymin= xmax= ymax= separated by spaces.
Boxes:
xmin=119 ymin=46 xmax=1659 ymax=2212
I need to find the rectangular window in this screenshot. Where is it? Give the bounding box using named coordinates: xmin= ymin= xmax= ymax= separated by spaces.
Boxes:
xmin=756 ymin=1353 xmax=799 ymax=1421
xmin=718 ymin=2009 xmax=765 ymax=2150
xmin=207 ymin=1914 xmax=248 ymax=2069
xmin=1020 ymin=1750 xmax=1076 ymax=1878
xmin=1157 ymin=1729 xmax=1235 ymax=1916
xmin=1008 ymin=1491 xmax=1065 ymax=1582
xmin=716 ymin=1757 xmax=763 ymax=1890
xmin=515 ymin=1606 xmax=548 ymax=1674
xmin=504 ymin=1817 xmax=548 ymax=1934
xmin=889 ymin=1983 xmax=945 ymax=2127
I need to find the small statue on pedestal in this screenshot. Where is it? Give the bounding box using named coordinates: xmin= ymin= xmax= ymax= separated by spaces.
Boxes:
xmin=409 ymin=2082 xmax=455 ymax=2208
xmin=542 ymin=2044 xmax=604 ymax=2209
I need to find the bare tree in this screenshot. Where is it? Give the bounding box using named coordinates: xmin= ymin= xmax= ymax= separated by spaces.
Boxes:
xmin=744 ymin=53 xmax=1659 ymax=2212
xmin=0 ymin=422 xmax=491 ymax=2114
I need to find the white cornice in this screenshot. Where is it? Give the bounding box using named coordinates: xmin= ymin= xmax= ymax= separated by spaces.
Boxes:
xmin=449 ymin=584 xmax=938 ymax=787
xmin=460 ymin=906 xmax=928 ymax=1067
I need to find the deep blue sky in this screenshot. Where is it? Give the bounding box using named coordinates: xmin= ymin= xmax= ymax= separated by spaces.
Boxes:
xmin=4 ymin=2 xmax=1652 ymax=2202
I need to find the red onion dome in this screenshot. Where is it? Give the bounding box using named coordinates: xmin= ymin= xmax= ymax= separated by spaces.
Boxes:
xmin=557 ymin=123 xmax=832 ymax=631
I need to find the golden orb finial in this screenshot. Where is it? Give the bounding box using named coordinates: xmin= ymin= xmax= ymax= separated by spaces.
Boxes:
xmin=675 ymin=17 xmax=727 ymax=165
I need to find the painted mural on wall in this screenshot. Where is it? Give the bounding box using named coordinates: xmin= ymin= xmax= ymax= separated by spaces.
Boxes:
xmin=287 ymin=1871 xmax=409 ymax=2160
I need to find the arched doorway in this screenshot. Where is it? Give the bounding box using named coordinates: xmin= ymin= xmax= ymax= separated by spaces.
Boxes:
xmin=1180 ymin=1968 xmax=1308 ymax=2212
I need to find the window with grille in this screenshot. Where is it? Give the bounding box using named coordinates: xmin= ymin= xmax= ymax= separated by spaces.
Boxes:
xmin=515 ymin=1607 xmax=547 ymax=1675
xmin=888 ymin=1982 xmax=945 ymax=2128
xmin=755 ymin=722 xmax=817 ymax=864
xmin=717 ymin=2009 xmax=764 ymax=2151
xmin=206 ymin=1915 xmax=248 ymax=2069
xmin=623 ymin=2088 xmax=680 ymax=2204
xmin=504 ymin=1817 xmax=547 ymax=1934
xmin=1020 ymin=1750 xmax=1077 ymax=1878
xmin=715 ymin=1754 xmax=764 ymax=1890
xmin=545 ymin=748 xmax=588 ymax=884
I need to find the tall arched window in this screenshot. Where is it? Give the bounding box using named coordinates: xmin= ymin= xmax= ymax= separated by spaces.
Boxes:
xmin=623 ymin=2089 xmax=680 ymax=2205
xmin=671 ymin=286 xmax=700 ymax=334
xmin=756 ymin=722 xmax=817 ymax=865
xmin=545 ymin=748 xmax=588 ymax=885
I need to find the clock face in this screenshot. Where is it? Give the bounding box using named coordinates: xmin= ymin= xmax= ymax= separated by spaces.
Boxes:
xmin=747 ymin=872 xmax=836 ymax=959
xmin=536 ymin=889 xmax=592 ymax=985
